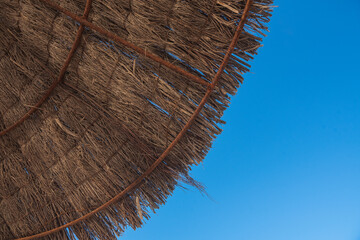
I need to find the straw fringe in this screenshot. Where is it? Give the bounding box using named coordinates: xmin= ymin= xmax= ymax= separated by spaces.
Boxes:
xmin=0 ymin=0 xmax=273 ymax=239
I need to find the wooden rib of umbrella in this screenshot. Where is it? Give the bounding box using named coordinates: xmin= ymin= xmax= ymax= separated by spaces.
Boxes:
xmin=14 ymin=0 xmax=253 ymax=239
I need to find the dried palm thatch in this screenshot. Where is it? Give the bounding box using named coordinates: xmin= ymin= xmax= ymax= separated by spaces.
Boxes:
xmin=0 ymin=0 xmax=273 ymax=239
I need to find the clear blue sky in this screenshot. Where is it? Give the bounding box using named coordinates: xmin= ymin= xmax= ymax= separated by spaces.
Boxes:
xmin=122 ymin=1 xmax=360 ymax=239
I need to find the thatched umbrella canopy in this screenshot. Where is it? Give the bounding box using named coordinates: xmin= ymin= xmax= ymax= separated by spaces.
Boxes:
xmin=0 ymin=0 xmax=272 ymax=239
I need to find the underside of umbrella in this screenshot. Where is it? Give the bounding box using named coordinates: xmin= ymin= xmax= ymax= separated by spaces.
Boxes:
xmin=0 ymin=0 xmax=272 ymax=239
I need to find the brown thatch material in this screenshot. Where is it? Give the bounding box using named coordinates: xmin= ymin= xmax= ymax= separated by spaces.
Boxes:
xmin=0 ymin=0 xmax=272 ymax=239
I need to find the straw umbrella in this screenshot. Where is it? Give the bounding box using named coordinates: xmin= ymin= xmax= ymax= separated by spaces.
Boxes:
xmin=0 ymin=0 xmax=273 ymax=239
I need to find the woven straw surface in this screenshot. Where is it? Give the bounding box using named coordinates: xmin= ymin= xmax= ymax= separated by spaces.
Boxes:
xmin=0 ymin=0 xmax=272 ymax=239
